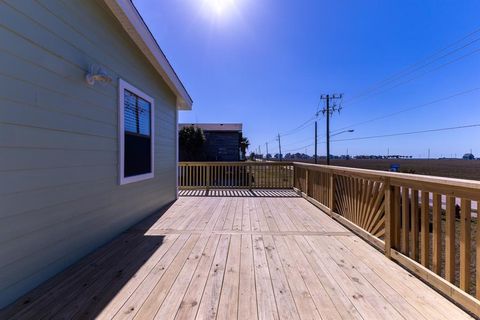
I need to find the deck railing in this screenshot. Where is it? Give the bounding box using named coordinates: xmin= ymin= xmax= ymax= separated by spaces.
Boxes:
xmin=178 ymin=162 xmax=294 ymax=189
xmin=293 ymin=162 xmax=480 ymax=317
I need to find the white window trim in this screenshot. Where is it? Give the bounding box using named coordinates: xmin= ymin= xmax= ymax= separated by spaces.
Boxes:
xmin=118 ymin=79 xmax=155 ymax=185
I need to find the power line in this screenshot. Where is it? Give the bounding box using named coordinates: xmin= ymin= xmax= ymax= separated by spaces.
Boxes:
xmin=343 ymin=46 xmax=480 ymax=107
xmin=267 ymin=84 xmax=479 ymax=154
xmin=331 ymin=87 xmax=480 ymax=134
xmin=285 ymin=123 xmax=480 ymax=153
xmin=275 ymin=95 xmax=327 ymax=139
xmin=283 ymin=142 xmax=316 ymax=154
xmin=278 ymin=115 xmax=316 ymax=137
xmin=281 ymin=133 xmax=326 ymax=148
xmin=262 ymin=27 xmax=480 ymax=154
xmin=344 ymin=27 xmax=480 ymax=104
xmin=330 ymin=124 xmax=480 ymax=142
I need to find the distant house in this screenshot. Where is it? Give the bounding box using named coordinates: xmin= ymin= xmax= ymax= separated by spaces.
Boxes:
xmin=179 ymin=123 xmax=243 ymax=161
xmin=463 ymin=153 xmax=475 ymax=160
xmin=0 ymin=0 xmax=192 ymax=308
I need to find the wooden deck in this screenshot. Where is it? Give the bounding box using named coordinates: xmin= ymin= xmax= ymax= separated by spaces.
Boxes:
xmin=1 ymin=194 xmax=473 ymax=319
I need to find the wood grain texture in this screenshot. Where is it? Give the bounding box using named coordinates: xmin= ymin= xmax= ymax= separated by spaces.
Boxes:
xmin=1 ymin=196 xmax=472 ymax=319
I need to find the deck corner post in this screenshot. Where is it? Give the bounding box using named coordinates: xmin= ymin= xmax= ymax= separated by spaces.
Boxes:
xmin=384 ymin=178 xmax=393 ymax=258
xmin=329 ymin=172 xmax=335 ymax=217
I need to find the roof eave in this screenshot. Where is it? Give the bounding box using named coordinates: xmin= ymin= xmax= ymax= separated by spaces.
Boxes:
xmin=103 ymin=0 xmax=193 ymax=110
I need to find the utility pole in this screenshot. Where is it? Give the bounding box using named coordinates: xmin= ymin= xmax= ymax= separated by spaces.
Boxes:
xmin=314 ymin=121 xmax=318 ymax=164
xmin=320 ymin=94 xmax=343 ymax=165
xmin=265 ymin=142 xmax=269 ymax=159
xmin=277 ymin=133 xmax=282 ymax=161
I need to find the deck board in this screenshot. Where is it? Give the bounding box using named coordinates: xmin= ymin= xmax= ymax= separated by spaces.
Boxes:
xmin=0 ymin=194 xmax=473 ymax=319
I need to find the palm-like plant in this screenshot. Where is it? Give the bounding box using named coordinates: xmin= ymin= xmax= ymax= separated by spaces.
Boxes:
xmin=240 ymin=136 xmax=250 ymax=160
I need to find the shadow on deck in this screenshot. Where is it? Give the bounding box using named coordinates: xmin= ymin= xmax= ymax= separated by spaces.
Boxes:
xmin=179 ymin=188 xmax=300 ymax=198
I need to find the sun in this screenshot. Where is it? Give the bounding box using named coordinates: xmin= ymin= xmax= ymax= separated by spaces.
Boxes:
xmin=202 ymin=0 xmax=236 ymax=16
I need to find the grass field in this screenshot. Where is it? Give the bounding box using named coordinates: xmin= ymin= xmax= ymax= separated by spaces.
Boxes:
xmin=296 ymin=158 xmax=480 ymax=181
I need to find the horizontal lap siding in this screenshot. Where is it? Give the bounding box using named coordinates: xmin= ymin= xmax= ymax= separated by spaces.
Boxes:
xmin=0 ymin=0 xmax=178 ymax=308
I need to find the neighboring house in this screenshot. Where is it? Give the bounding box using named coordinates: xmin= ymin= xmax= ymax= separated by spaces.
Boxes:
xmin=463 ymin=153 xmax=475 ymax=160
xmin=179 ymin=123 xmax=243 ymax=161
xmin=0 ymin=0 xmax=192 ymax=308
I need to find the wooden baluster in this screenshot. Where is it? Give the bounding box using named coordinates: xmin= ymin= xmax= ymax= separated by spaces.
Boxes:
xmin=224 ymin=165 xmax=226 ymax=187
xmin=243 ymin=164 xmax=246 ymax=187
xmin=353 ymin=178 xmax=359 ymax=225
xmin=179 ymin=165 xmax=182 ymax=187
xmin=193 ymin=165 xmax=196 ymax=187
xmin=305 ymin=169 xmax=309 ymax=196
xmin=195 ymin=165 xmax=198 ymax=187
xmin=445 ymin=196 xmax=455 ymax=283
xmin=346 ymin=177 xmax=353 ymax=222
xmin=401 ymin=187 xmax=409 ymax=254
xmin=410 ymin=189 xmax=419 ymax=260
xmin=278 ymin=165 xmax=281 ymax=189
xmin=432 ymin=193 xmax=442 ymax=274
xmin=318 ymin=171 xmax=322 ymax=201
xmin=420 ymin=191 xmax=430 ymax=268
xmin=477 ymin=200 xmax=480 ymax=299
xmin=358 ymin=180 xmax=370 ymax=230
xmin=393 ymin=186 xmax=401 ymax=250
xmin=384 ymin=178 xmax=393 ymax=258
xmin=460 ymin=198 xmax=471 ymax=292
xmin=206 ymin=165 xmax=210 ymax=191
xmin=194 ymin=165 xmax=196 ymax=187
xmin=293 ymin=166 xmax=297 ymax=189
xmin=275 ymin=165 xmax=278 ymax=188
xmin=329 ymin=173 xmax=335 ymax=217
xmin=184 ymin=165 xmax=187 ymax=187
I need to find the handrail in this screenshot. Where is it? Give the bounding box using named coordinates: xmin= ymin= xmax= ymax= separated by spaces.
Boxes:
xmin=293 ymin=162 xmax=480 ymax=199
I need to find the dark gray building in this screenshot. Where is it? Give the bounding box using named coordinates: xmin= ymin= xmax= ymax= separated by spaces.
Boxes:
xmin=179 ymin=123 xmax=243 ymax=161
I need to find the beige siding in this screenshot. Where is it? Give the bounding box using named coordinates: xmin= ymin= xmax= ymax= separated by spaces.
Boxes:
xmin=0 ymin=0 xmax=179 ymax=308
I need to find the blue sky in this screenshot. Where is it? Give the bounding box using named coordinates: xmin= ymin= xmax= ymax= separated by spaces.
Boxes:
xmin=134 ymin=0 xmax=480 ymax=158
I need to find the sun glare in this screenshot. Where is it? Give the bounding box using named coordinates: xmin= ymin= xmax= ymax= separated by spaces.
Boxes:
xmin=202 ymin=0 xmax=236 ymax=16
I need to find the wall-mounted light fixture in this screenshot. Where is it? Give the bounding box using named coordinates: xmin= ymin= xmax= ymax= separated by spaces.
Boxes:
xmin=85 ymin=64 xmax=112 ymax=86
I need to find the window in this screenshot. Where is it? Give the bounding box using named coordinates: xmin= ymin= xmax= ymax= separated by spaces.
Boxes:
xmin=119 ymin=79 xmax=154 ymax=185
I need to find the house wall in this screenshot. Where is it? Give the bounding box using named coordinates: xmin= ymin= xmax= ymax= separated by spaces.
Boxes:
xmin=204 ymin=131 xmax=241 ymax=161
xmin=0 ymin=0 xmax=178 ymax=308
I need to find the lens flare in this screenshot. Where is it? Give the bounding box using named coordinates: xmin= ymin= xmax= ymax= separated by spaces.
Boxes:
xmin=202 ymin=0 xmax=235 ymax=16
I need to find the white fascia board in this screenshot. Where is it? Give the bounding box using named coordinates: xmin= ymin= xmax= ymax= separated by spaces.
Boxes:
xmin=104 ymin=0 xmax=193 ymax=110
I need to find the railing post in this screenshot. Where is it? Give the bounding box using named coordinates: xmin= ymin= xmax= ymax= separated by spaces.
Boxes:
xmin=384 ymin=177 xmax=393 ymax=258
xmin=328 ymin=172 xmax=335 ymax=217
